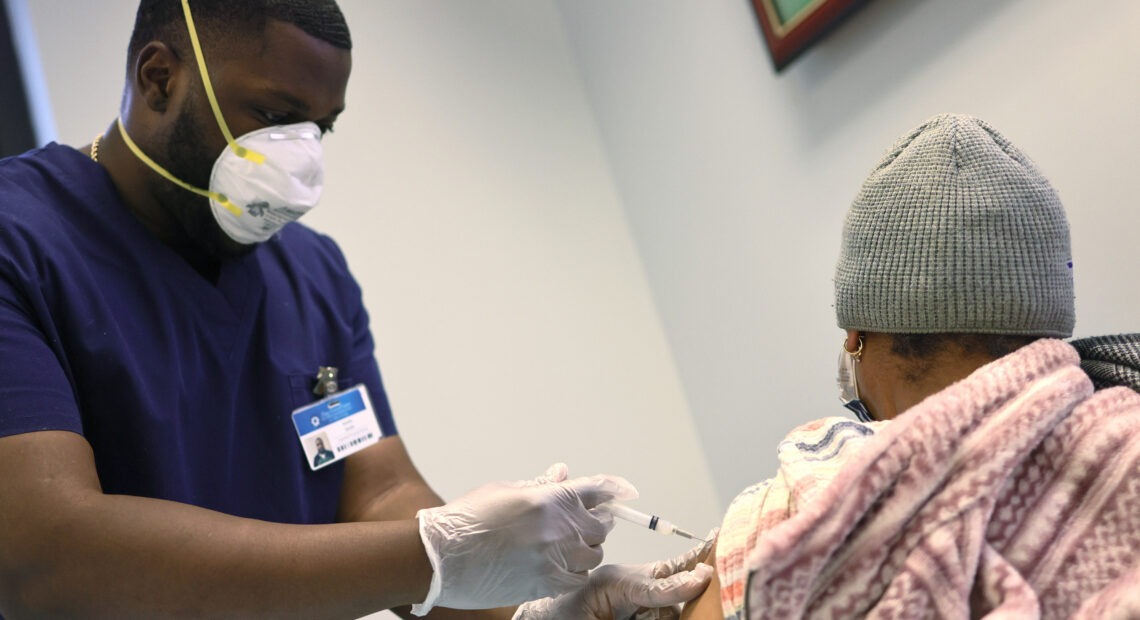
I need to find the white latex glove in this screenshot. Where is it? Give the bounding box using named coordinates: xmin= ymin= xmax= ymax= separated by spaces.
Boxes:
xmin=512 ymin=534 xmax=717 ymax=620
xmin=412 ymin=463 xmax=638 ymax=615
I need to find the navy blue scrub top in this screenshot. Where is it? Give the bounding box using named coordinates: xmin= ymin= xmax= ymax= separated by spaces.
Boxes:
xmin=0 ymin=144 xmax=397 ymax=525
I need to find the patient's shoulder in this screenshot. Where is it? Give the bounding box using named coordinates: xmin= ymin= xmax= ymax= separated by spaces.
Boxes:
xmin=708 ymin=416 xmax=885 ymax=618
xmin=776 ymin=416 xmax=883 ymax=500
xmin=777 ymin=416 xmax=881 ymax=463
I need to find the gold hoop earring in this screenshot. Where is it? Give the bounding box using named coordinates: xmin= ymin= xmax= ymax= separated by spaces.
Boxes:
xmin=843 ymin=336 xmax=864 ymax=361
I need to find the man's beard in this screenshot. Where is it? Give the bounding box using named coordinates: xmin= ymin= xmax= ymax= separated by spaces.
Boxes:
xmin=153 ymin=99 xmax=257 ymax=261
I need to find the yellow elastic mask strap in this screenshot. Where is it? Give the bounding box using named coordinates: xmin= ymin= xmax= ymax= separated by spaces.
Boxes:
xmin=116 ymin=117 xmax=243 ymax=216
xmin=181 ymin=0 xmax=266 ymax=165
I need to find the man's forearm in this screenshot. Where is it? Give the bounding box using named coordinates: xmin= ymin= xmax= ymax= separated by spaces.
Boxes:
xmin=337 ymin=447 xmax=518 ymax=620
xmin=2 ymin=490 xmax=431 ymax=619
xmin=342 ymin=474 xmax=519 ymax=619
xmin=390 ymin=604 xmax=519 ymax=620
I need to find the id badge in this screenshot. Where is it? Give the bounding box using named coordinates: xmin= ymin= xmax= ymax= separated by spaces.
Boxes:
xmin=292 ymin=384 xmax=384 ymax=471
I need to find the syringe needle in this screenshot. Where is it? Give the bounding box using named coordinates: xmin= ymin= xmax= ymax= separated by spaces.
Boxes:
xmin=598 ymin=501 xmax=707 ymax=541
xmin=672 ymin=527 xmax=704 ymax=541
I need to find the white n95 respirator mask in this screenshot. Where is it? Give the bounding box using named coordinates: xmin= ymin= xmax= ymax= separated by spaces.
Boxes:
xmin=206 ymin=122 xmax=324 ymax=244
xmin=113 ymin=0 xmax=326 ymax=245
xmin=117 ymin=118 xmax=324 ymax=245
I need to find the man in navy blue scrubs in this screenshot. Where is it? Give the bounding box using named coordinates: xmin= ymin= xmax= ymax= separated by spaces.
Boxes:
xmin=0 ymin=1 xmax=710 ymax=618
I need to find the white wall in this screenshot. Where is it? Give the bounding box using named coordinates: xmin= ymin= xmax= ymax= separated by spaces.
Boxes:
xmin=313 ymin=0 xmax=722 ymax=557
xmin=557 ymin=0 xmax=1140 ymax=503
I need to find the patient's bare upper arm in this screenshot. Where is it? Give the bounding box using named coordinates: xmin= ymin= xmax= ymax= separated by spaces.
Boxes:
xmin=681 ymin=542 xmax=724 ymax=619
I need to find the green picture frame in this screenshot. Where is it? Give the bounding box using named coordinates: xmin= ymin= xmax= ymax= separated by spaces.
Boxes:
xmin=750 ymin=0 xmax=871 ymax=72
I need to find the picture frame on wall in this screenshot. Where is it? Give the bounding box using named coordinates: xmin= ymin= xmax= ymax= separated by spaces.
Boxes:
xmin=750 ymin=0 xmax=871 ymax=72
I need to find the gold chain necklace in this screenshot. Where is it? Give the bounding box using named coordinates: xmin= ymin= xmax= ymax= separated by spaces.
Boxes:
xmin=90 ymin=134 xmax=103 ymax=162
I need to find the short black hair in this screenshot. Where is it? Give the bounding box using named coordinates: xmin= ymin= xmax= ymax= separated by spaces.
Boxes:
xmin=888 ymin=332 xmax=1038 ymax=383
xmin=128 ymin=0 xmax=351 ymax=66
xmin=889 ymin=333 xmax=1038 ymax=361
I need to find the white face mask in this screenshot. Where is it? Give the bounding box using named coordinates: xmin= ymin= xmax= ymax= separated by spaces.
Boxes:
xmin=207 ymin=122 xmax=323 ymax=244
xmin=116 ymin=0 xmax=326 ymax=245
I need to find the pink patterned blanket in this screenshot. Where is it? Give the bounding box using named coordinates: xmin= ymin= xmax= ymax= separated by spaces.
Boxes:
xmin=739 ymin=339 xmax=1140 ymax=619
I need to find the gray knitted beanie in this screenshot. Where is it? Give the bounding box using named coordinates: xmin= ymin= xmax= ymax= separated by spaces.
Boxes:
xmin=834 ymin=113 xmax=1074 ymax=337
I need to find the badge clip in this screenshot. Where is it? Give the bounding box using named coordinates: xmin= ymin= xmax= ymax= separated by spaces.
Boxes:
xmin=313 ymin=366 xmax=339 ymax=397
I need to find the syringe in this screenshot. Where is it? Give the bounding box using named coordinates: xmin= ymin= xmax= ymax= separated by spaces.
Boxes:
xmin=598 ymin=501 xmax=705 ymax=541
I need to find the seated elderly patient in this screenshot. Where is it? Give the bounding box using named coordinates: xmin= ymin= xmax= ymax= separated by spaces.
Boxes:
xmin=682 ymin=114 xmax=1140 ymax=619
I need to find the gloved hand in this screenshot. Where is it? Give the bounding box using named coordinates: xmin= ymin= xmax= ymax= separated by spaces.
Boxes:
xmin=412 ymin=463 xmax=638 ymax=615
xmin=512 ymin=533 xmax=717 ymax=620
